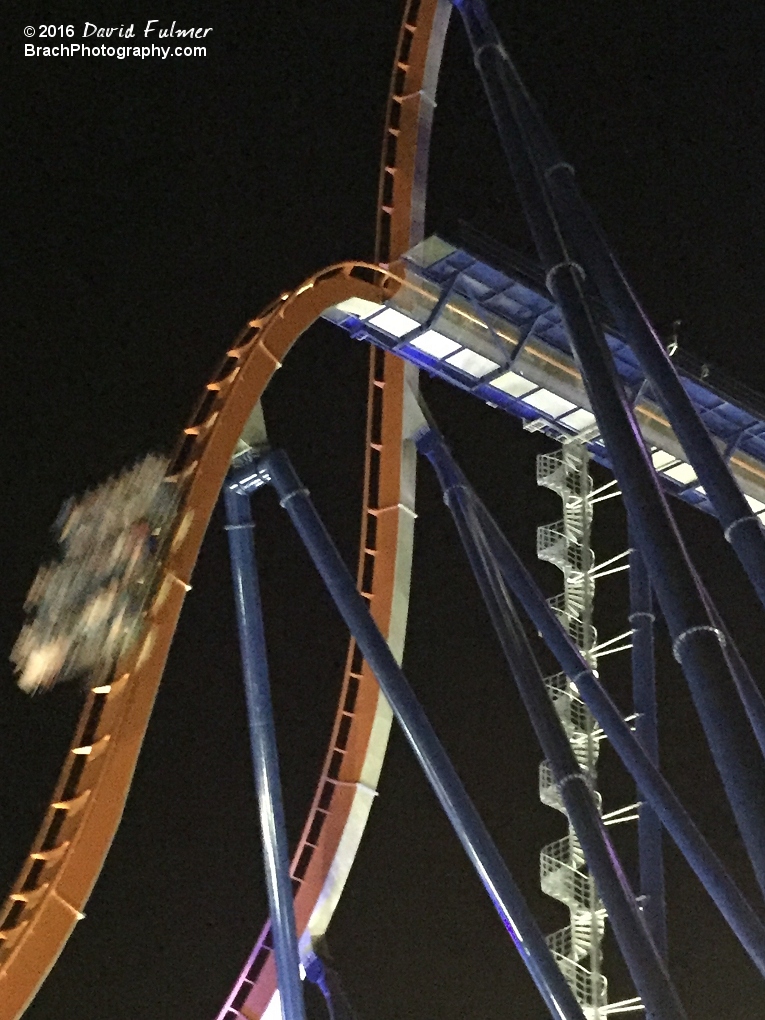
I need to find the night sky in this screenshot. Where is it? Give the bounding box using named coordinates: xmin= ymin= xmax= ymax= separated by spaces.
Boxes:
xmin=3 ymin=2 xmax=765 ymax=1018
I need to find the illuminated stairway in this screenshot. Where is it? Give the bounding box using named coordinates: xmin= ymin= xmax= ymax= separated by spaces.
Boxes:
xmin=537 ymin=443 xmax=607 ymax=1019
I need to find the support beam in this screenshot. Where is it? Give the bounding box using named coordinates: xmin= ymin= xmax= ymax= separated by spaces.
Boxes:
xmin=230 ymin=452 xmax=589 ymax=1020
xmin=451 ymin=0 xmax=765 ymax=900
xmin=629 ymin=536 xmax=667 ymax=961
xmin=416 ymin=427 xmax=685 ymax=1020
xmin=453 ymin=0 xmax=765 ymax=614
xmin=224 ymin=486 xmax=307 ymax=1020
xmin=412 ymin=433 xmax=765 ymax=978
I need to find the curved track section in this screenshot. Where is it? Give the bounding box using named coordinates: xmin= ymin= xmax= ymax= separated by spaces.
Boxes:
xmin=0 ymin=263 xmax=404 ymax=1020
xmin=0 ymin=2 xmax=452 ymax=1018
xmin=220 ymin=2 xmax=451 ymax=1017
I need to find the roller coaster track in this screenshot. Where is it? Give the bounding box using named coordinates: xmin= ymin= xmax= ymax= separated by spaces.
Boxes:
xmin=0 ymin=3 xmax=453 ymax=1017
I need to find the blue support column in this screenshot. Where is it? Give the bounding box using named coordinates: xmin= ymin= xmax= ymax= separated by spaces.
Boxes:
xmin=416 ymin=429 xmax=685 ymax=1020
xmin=416 ymin=433 xmax=765 ymax=978
xmin=451 ymin=0 xmax=765 ymax=900
xmin=232 ymin=452 xmax=589 ymax=1020
xmin=629 ymin=536 xmax=667 ymax=961
xmin=454 ymin=0 xmax=765 ymax=612
xmin=550 ymin=173 xmax=765 ymax=612
xmin=224 ymin=486 xmax=307 ymax=1020
xmin=699 ymin=590 xmax=765 ymax=763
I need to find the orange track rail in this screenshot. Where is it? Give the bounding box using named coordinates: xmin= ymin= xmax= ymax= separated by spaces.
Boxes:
xmin=0 ymin=3 xmax=452 ymax=1018
xmin=217 ymin=3 xmax=451 ymax=1016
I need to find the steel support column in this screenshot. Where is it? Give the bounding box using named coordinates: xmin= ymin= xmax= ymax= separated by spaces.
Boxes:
xmin=452 ymin=0 xmax=765 ymax=614
xmin=414 ymin=434 xmax=765 ymax=976
xmin=629 ymin=536 xmax=667 ymax=960
xmin=233 ymin=451 xmax=588 ymax=1020
xmin=416 ymin=428 xmax=685 ymax=1020
xmin=452 ymin=0 xmax=765 ymax=899
xmin=224 ymin=486 xmax=307 ymax=1020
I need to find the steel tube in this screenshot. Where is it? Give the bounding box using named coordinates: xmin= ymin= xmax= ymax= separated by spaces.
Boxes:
xmin=251 ymin=450 xmax=588 ymax=1020
xmin=417 ymin=429 xmax=685 ymax=1019
xmin=456 ymin=0 xmax=765 ymax=614
xmin=224 ymin=486 xmax=307 ymax=1020
xmin=699 ymin=589 xmax=765 ymax=763
xmin=478 ymin=491 xmax=765 ymax=976
xmin=411 ymin=431 xmax=765 ymax=973
xmin=552 ymin=269 xmax=765 ymax=896
xmin=452 ymin=0 xmax=765 ymax=898
xmin=551 ymin=169 xmax=765 ymax=611
xmin=629 ymin=536 xmax=667 ymax=960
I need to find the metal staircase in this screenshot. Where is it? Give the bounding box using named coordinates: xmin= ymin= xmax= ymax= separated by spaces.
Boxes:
xmin=536 ymin=443 xmax=608 ymax=1019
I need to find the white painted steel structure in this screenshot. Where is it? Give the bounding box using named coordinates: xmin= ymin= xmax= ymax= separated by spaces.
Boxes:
xmin=537 ymin=442 xmax=608 ymax=1017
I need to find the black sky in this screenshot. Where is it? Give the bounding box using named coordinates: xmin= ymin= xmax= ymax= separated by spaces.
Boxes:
xmin=3 ymin=2 xmax=765 ymax=1019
